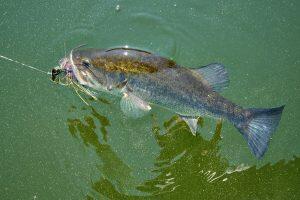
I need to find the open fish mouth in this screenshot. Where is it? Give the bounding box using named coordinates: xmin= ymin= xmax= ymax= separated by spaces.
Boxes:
xmin=51 ymin=56 xmax=98 ymax=105
xmin=51 ymin=57 xmax=76 ymax=84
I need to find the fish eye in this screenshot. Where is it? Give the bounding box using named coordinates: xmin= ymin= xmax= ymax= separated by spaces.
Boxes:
xmin=82 ymin=58 xmax=91 ymax=68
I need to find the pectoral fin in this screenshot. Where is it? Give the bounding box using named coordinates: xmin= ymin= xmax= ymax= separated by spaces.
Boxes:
xmin=120 ymin=92 xmax=151 ymax=118
xmin=180 ymin=115 xmax=199 ymax=135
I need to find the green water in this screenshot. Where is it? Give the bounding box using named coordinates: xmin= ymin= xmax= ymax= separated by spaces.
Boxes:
xmin=0 ymin=0 xmax=299 ymax=199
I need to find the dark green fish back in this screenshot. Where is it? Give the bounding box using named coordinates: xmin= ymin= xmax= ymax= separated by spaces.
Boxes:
xmin=73 ymin=48 xmax=177 ymax=74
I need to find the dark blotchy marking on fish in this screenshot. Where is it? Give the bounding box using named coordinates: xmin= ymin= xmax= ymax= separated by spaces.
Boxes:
xmin=95 ymin=51 xmax=177 ymax=74
xmin=91 ymin=58 xmax=159 ymax=74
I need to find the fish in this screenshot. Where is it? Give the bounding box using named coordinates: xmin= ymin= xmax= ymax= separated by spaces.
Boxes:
xmin=54 ymin=46 xmax=284 ymax=159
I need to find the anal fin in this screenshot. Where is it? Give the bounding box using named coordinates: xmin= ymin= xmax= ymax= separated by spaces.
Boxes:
xmin=180 ymin=115 xmax=199 ymax=135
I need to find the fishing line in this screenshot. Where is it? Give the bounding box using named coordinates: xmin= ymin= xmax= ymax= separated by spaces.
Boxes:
xmin=0 ymin=54 xmax=51 ymax=75
xmin=0 ymin=52 xmax=95 ymax=106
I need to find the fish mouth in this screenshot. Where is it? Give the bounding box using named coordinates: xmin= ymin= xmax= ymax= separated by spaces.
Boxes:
xmin=55 ymin=47 xmax=103 ymax=89
xmin=51 ymin=67 xmax=63 ymax=81
xmin=51 ymin=57 xmax=77 ymax=84
xmin=53 ymin=55 xmax=91 ymax=86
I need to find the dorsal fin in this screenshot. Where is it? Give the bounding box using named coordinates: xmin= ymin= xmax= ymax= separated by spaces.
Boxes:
xmin=105 ymin=47 xmax=152 ymax=54
xmin=193 ymin=63 xmax=229 ymax=92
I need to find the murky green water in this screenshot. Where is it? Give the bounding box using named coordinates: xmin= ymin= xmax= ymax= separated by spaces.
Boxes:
xmin=0 ymin=0 xmax=299 ymax=199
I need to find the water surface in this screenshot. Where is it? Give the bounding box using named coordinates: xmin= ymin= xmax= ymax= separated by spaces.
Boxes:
xmin=0 ymin=0 xmax=299 ymax=199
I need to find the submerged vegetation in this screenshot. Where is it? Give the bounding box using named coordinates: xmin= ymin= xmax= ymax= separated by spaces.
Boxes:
xmin=67 ymin=106 xmax=299 ymax=200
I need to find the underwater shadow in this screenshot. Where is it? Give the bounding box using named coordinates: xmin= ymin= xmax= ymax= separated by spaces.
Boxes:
xmin=67 ymin=105 xmax=137 ymax=199
xmin=136 ymin=116 xmax=300 ymax=199
xmin=66 ymin=106 xmax=299 ymax=200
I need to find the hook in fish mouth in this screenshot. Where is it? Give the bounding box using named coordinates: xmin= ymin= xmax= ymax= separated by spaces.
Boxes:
xmin=51 ymin=67 xmax=64 ymax=81
xmin=51 ymin=56 xmax=78 ymax=83
xmin=50 ymin=44 xmax=88 ymax=83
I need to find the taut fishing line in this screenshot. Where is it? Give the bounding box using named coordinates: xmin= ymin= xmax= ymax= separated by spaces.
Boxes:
xmin=0 ymin=54 xmax=51 ymax=75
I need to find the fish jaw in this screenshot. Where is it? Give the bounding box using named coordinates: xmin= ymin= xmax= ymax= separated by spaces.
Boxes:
xmin=51 ymin=57 xmax=75 ymax=82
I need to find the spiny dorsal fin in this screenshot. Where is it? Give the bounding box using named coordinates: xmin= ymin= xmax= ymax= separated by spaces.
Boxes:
xmin=193 ymin=63 xmax=229 ymax=92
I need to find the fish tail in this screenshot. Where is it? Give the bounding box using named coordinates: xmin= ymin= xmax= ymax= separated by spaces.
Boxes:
xmin=233 ymin=105 xmax=285 ymax=158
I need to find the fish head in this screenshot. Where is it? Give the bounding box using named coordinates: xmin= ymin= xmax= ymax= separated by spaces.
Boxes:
xmin=68 ymin=49 xmax=107 ymax=90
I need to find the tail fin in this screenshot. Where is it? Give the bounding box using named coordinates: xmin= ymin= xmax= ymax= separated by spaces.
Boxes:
xmin=234 ymin=105 xmax=285 ymax=159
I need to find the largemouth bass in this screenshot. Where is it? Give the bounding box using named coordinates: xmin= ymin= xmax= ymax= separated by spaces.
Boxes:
xmin=53 ymin=46 xmax=284 ymax=159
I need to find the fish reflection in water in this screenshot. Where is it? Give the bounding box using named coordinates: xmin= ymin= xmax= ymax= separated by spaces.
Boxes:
xmin=66 ymin=106 xmax=299 ymax=200
xmin=137 ymin=115 xmax=230 ymax=197
xmin=67 ymin=106 xmax=136 ymax=196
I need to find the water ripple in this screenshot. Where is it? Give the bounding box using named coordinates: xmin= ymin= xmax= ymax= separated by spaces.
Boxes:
xmin=129 ymin=12 xmax=197 ymax=62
